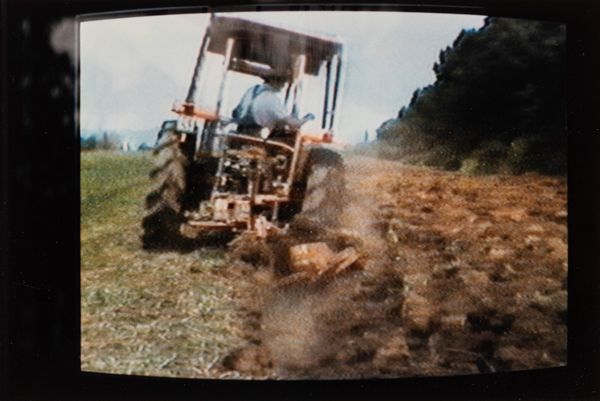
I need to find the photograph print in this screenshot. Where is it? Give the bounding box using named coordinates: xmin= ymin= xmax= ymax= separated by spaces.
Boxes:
xmin=80 ymin=10 xmax=567 ymax=379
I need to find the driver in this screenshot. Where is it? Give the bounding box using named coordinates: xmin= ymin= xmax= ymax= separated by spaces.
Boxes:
xmin=232 ymin=73 xmax=313 ymax=138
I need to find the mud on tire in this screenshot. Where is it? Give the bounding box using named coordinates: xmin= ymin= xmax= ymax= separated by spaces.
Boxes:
xmin=297 ymin=148 xmax=346 ymax=228
xmin=141 ymin=132 xmax=189 ymax=249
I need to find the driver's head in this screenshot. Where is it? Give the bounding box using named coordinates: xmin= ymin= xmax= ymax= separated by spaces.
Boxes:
xmin=264 ymin=74 xmax=287 ymax=90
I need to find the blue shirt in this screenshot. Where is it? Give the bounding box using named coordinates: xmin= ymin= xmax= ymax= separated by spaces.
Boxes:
xmin=233 ymin=84 xmax=301 ymax=130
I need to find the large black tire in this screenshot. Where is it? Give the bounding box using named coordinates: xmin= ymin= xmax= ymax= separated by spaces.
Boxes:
xmin=141 ymin=132 xmax=189 ymax=249
xmin=184 ymin=157 xmax=218 ymax=211
xmin=296 ymin=148 xmax=346 ymax=228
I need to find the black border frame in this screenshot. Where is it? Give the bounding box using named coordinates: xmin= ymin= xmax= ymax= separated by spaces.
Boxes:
xmin=3 ymin=1 xmax=600 ymax=400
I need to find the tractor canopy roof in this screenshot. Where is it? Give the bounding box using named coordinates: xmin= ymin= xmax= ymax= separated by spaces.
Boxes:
xmin=206 ymin=15 xmax=343 ymax=77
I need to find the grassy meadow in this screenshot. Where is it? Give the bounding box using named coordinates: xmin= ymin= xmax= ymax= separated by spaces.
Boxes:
xmin=80 ymin=151 xmax=244 ymax=378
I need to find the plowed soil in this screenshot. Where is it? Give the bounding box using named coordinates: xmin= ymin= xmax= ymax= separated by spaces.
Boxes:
xmin=220 ymin=154 xmax=567 ymax=379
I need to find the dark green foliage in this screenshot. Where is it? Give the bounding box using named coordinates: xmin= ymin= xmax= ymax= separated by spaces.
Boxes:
xmin=80 ymin=136 xmax=98 ymax=151
xmin=80 ymin=132 xmax=122 ymax=151
xmin=377 ymin=17 xmax=566 ymax=175
xmin=138 ymin=142 xmax=153 ymax=151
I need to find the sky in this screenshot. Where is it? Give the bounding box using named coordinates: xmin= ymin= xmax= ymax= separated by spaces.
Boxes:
xmin=80 ymin=11 xmax=485 ymax=145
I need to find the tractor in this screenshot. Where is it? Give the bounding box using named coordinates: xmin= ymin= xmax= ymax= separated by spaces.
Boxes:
xmin=142 ymin=14 xmax=346 ymax=249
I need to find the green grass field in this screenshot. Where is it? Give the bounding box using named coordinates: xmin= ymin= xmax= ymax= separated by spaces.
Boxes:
xmin=81 ymin=151 xmax=244 ymax=378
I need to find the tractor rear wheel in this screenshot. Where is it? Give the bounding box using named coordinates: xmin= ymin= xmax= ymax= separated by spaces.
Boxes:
xmin=141 ymin=132 xmax=189 ymax=249
xmin=297 ymin=148 xmax=346 ymax=228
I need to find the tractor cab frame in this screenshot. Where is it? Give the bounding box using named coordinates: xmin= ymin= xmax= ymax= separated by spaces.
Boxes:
xmin=143 ymin=14 xmax=346 ymax=246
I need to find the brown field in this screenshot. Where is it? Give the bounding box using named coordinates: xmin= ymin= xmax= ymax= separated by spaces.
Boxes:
xmin=81 ymin=151 xmax=567 ymax=379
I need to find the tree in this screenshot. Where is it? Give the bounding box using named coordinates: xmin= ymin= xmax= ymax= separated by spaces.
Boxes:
xmin=98 ymin=131 xmax=121 ymax=150
xmin=377 ymin=17 xmax=566 ymax=174
xmin=138 ymin=142 xmax=153 ymax=151
xmin=80 ymin=135 xmax=97 ymax=151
